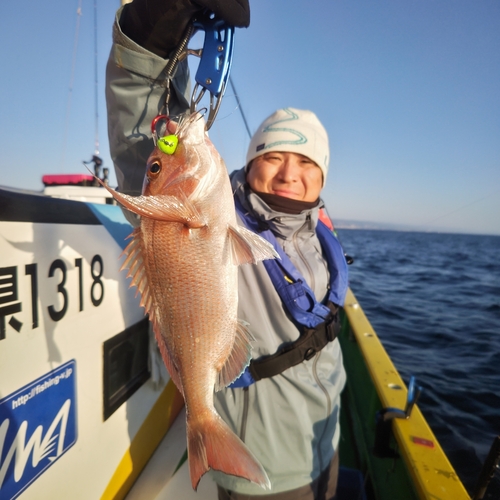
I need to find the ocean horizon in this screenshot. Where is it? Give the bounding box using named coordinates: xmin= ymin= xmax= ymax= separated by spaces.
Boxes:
xmin=337 ymin=228 xmax=500 ymax=495
xmin=334 ymin=219 xmax=500 ymax=238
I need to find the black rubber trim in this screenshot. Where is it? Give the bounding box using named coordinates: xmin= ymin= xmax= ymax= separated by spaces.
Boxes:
xmin=0 ymin=187 xmax=101 ymax=225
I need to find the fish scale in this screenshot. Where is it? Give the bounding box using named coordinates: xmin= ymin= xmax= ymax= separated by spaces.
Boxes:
xmin=96 ymin=112 xmax=278 ymax=490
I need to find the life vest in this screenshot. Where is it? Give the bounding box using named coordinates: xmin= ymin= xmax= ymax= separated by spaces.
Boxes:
xmin=230 ymin=198 xmax=349 ymax=387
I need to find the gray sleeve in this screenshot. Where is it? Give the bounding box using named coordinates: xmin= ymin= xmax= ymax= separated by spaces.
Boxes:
xmin=105 ymin=7 xmax=192 ymax=196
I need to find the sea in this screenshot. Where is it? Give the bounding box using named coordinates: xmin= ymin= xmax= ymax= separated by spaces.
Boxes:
xmin=336 ymin=228 xmax=500 ymax=496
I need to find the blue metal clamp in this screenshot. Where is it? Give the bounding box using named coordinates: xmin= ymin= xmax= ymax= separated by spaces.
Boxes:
xmin=190 ymin=15 xmax=235 ymax=129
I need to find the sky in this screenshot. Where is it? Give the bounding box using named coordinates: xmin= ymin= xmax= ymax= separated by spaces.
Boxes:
xmin=1 ymin=0 xmax=499 ymax=236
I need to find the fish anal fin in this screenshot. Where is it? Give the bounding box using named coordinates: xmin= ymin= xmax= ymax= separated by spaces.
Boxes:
xmin=186 ymin=411 xmax=270 ymax=490
xmin=155 ymin=330 xmax=183 ymax=395
xmin=228 ymin=225 xmax=280 ymax=265
xmin=216 ymin=320 xmax=254 ymax=391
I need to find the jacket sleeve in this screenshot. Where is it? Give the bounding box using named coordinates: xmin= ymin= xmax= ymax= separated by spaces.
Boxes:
xmin=105 ymin=7 xmax=191 ymax=197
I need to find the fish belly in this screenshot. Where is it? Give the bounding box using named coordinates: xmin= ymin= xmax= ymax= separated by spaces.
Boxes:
xmin=144 ymin=219 xmax=237 ymax=396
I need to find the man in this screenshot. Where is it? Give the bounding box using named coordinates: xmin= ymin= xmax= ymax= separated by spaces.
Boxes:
xmin=106 ymin=2 xmax=348 ymax=498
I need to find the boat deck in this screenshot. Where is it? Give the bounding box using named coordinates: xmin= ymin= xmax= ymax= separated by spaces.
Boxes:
xmin=125 ymin=407 xmax=218 ymax=499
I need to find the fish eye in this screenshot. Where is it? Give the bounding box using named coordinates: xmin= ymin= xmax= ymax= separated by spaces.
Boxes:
xmin=149 ymin=162 xmax=161 ymax=175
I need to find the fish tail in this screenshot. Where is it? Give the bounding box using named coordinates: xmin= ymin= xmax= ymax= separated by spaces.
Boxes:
xmin=186 ymin=411 xmax=270 ymax=491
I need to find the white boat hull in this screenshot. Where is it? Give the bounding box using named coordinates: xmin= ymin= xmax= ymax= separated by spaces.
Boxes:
xmin=0 ymin=187 xmax=174 ymax=500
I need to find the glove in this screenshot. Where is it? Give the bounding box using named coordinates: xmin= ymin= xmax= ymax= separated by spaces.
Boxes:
xmin=193 ymin=0 xmax=250 ymax=28
xmin=120 ymin=0 xmax=250 ymax=58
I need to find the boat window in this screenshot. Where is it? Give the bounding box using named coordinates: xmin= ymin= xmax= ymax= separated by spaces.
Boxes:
xmin=102 ymin=317 xmax=150 ymax=420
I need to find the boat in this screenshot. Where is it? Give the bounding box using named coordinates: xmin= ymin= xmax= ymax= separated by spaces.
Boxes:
xmin=0 ymin=180 xmax=175 ymax=500
xmin=0 ymin=179 xmax=475 ymax=500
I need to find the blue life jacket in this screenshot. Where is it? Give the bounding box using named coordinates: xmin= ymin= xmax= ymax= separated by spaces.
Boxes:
xmin=230 ymin=198 xmax=349 ymax=387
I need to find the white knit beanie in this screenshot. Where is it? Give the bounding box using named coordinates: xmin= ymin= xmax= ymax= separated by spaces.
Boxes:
xmin=246 ymin=107 xmax=330 ymax=185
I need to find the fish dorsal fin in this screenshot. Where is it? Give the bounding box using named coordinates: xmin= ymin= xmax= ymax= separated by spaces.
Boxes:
xmin=121 ymin=228 xmax=156 ymax=322
xmin=227 ymin=224 xmax=280 ymax=265
xmin=216 ymin=320 xmax=254 ymax=391
xmin=122 ymin=228 xmax=184 ymax=394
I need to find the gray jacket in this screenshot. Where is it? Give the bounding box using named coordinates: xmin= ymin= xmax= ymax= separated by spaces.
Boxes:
xmin=212 ymin=169 xmax=345 ymax=495
xmin=106 ymin=8 xmax=191 ymax=198
xmin=106 ymin=11 xmax=346 ymax=495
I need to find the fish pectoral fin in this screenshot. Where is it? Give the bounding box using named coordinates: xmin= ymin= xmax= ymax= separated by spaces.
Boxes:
xmin=216 ymin=320 xmax=254 ymax=391
xmin=119 ymin=193 xmax=204 ymax=227
xmin=227 ymin=225 xmax=280 ymax=265
xmin=92 ymin=176 xmax=205 ymax=227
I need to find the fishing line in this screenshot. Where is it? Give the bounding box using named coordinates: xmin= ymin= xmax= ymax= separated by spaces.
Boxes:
xmin=60 ymin=0 xmax=83 ymax=171
xmin=229 ymin=76 xmax=252 ymax=139
xmin=210 ymin=101 xmax=240 ymax=123
xmin=209 ymin=101 xmax=249 ymax=169
xmin=423 ymin=188 xmax=500 ymax=227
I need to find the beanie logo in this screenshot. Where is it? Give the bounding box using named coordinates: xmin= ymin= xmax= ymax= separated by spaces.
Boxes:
xmin=256 ymin=143 xmax=265 ymax=152
xmin=261 ymin=108 xmax=307 ymax=150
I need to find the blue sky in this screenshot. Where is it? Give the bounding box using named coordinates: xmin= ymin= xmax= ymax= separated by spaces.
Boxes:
xmin=1 ymin=0 xmax=499 ymax=235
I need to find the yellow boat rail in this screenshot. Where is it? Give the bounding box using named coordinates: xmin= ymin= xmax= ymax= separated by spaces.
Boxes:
xmin=342 ymin=288 xmax=470 ymax=499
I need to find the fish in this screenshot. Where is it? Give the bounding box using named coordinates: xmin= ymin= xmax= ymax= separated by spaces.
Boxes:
xmin=96 ymin=112 xmax=277 ymax=490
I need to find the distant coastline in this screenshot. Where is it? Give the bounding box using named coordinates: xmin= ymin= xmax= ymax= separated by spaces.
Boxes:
xmin=333 ymin=219 xmax=500 ymax=237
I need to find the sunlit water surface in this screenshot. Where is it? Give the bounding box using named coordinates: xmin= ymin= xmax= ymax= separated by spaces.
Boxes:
xmin=338 ymin=229 xmax=500 ymax=495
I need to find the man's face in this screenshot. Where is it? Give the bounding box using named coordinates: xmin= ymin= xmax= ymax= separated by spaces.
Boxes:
xmin=246 ymin=152 xmax=323 ymax=202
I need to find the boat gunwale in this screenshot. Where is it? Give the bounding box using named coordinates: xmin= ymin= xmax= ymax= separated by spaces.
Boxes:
xmin=342 ymin=287 xmax=470 ymax=499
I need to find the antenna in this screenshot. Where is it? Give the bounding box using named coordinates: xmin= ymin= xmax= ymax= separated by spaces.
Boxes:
xmin=60 ymin=0 xmax=83 ymax=171
xmin=93 ymin=0 xmax=99 ymax=156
